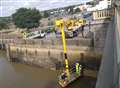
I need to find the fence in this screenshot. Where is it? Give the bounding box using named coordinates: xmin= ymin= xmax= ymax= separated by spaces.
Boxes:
xmin=93 ymin=8 xmax=114 ymax=20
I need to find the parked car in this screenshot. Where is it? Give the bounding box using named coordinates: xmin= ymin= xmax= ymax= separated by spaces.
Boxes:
xmin=65 ymin=31 xmax=78 ymax=38
xmin=83 ymin=12 xmax=92 ymax=19
xmin=46 ymin=27 xmax=55 ymax=34
xmin=40 ymin=31 xmax=46 ymax=38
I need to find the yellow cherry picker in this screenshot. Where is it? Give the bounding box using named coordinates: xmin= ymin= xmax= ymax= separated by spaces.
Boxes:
xmin=55 ymin=19 xmax=83 ymax=87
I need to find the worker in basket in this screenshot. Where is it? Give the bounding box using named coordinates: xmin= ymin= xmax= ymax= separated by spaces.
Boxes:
xmin=59 ymin=71 xmax=67 ymax=80
xmin=75 ymin=62 xmax=82 ymax=75
xmin=80 ymin=53 xmax=85 ymax=77
xmin=59 ymin=70 xmax=68 ymax=85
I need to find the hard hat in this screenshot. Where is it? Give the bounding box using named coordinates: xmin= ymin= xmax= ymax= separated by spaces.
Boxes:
xmin=80 ymin=65 xmax=82 ymax=67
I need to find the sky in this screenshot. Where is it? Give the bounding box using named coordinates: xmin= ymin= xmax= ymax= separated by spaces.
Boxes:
xmin=0 ymin=0 xmax=92 ymax=17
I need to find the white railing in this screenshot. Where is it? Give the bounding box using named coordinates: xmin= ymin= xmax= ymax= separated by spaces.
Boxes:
xmin=93 ymin=8 xmax=114 ymax=20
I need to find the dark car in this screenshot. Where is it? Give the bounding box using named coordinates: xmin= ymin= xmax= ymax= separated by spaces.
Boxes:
xmin=46 ymin=27 xmax=55 ymax=34
xmin=73 ymin=31 xmax=78 ymax=37
xmin=65 ymin=31 xmax=78 ymax=38
xmin=83 ymin=12 xmax=92 ymax=19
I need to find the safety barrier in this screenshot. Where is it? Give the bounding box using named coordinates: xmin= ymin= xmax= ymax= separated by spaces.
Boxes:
xmin=93 ymin=8 xmax=114 ymax=20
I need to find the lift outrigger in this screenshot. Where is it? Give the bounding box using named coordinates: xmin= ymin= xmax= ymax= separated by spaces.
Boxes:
xmin=55 ymin=19 xmax=83 ymax=87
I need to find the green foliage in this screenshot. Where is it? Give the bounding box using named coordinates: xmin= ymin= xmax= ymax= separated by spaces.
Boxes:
xmin=0 ymin=22 xmax=9 ymax=30
xmin=0 ymin=17 xmax=11 ymax=23
xmin=48 ymin=21 xmax=54 ymax=26
xmin=45 ymin=27 xmax=55 ymax=33
xmin=65 ymin=6 xmax=74 ymax=14
xmin=69 ymin=7 xmax=74 ymax=14
xmin=50 ymin=27 xmax=55 ymax=33
xmin=65 ymin=7 xmax=70 ymax=12
xmin=43 ymin=11 xmax=49 ymax=18
xmin=12 ymin=8 xmax=41 ymax=29
xmin=75 ymin=8 xmax=81 ymax=13
xmin=0 ymin=17 xmax=11 ymax=30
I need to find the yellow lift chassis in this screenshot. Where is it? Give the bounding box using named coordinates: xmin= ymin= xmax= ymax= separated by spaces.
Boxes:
xmin=55 ymin=19 xmax=70 ymax=79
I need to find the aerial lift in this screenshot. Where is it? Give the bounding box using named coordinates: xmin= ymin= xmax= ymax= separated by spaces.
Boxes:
xmin=66 ymin=18 xmax=86 ymax=31
xmin=55 ymin=19 xmax=83 ymax=87
xmin=55 ymin=18 xmax=86 ymax=38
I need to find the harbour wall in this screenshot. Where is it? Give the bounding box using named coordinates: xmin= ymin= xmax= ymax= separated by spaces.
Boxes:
xmin=6 ymin=38 xmax=101 ymax=70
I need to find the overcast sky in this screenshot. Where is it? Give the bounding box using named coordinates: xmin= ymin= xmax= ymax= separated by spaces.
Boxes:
xmin=0 ymin=0 xmax=91 ymax=17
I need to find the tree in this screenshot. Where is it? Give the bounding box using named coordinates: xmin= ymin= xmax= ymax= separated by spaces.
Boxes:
xmin=0 ymin=17 xmax=11 ymax=30
xmin=43 ymin=11 xmax=49 ymax=18
xmin=65 ymin=6 xmax=70 ymax=12
xmin=69 ymin=6 xmax=74 ymax=14
xmin=0 ymin=22 xmax=9 ymax=30
xmin=48 ymin=21 xmax=54 ymax=26
xmin=75 ymin=8 xmax=81 ymax=13
xmin=12 ymin=8 xmax=41 ymax=29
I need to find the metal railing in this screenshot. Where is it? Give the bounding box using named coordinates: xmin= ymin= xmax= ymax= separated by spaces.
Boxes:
xmin=93 ymin=8 xmax=114 ymax=20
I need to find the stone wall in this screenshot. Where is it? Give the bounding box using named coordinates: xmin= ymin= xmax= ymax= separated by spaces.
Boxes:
xmin=84 ymin=23 xmax=109 ymax=53
xmin=95 ymin=21 xmax=114 ymax=88
xmin=93 ymin=24 xmax=108 ymax=53
xmin=3 ymin=22 xmax=110 ymax=70
xmin=7 ymin=39 xmax=101 ymax=70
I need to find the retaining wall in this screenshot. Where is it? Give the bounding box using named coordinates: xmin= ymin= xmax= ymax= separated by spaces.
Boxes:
xmin=6 ymin=39 xmax=101 ymax=70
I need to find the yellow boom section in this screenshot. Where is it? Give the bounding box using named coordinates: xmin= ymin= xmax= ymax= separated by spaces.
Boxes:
xmin=55 ymin=19 xmax=70 ymax=79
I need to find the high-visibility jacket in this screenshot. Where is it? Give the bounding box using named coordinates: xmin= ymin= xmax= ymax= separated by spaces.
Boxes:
xmin=76 ymin=63 xmax=80 ymax=74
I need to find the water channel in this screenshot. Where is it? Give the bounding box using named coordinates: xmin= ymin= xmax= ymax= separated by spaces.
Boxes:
xmin=0 ymin=50 xmax=96 ymax=88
